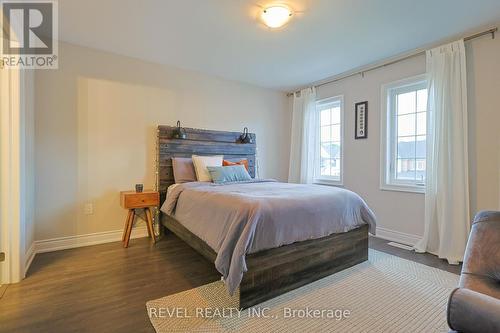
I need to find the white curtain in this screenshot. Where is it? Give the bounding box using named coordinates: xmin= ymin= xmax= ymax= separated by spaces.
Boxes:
xmin=288 ymin=87 xmax=317 ymax=184
xmin=414 ymin=40 xmax=470 ymax=264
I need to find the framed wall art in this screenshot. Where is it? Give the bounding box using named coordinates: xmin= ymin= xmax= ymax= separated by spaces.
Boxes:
xmin=355 ymin=101 xmax=368 ymax=139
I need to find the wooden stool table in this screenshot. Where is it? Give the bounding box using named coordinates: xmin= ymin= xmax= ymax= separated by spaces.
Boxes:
xmin=120 ymin=190 xmax=159 ymax=248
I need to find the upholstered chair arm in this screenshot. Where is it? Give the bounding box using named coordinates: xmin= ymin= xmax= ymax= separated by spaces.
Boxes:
xmin=459 ymin=211 xmax=500 ymax=299
xmin=448 ymin=288 xmax=500 ymax=333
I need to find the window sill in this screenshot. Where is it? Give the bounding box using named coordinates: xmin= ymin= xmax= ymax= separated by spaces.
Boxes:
xmin=380 ymin=184 xmax=425 ymax=194
xmin=314 ymin=179 xmax=344 ymax=187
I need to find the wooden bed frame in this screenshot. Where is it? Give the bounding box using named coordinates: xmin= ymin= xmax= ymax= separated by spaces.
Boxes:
xmin=156 ymin=125 xmax=368 ymax=309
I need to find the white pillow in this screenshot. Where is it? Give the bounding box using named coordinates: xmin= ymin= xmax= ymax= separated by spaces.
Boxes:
xmin=191 ymin=155 xmax=223 ymax=182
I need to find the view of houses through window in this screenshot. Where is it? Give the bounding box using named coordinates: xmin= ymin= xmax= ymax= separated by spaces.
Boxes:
xmin=316 ymin=97 xmax=343 ymax=183
xmin=380 ymin=75 xmax=429 ymax=192
xmin=394 ymin=86 xmax=428 ymax=184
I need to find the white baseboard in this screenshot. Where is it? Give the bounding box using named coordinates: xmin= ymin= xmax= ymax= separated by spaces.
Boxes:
xmin=374 ymin=227 xmax=421 ymax=246
xmin=34 ymin=226 xmax=149 ymax=254
xmin=24 ymin=242 xmax=35 ymax=275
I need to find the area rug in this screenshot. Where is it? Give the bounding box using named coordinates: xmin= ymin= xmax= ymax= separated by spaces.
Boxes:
xmin=146 ymin=250 xmax=459 ymax=332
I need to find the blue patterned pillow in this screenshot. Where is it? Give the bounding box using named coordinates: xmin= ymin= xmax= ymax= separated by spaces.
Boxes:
xmin=207 ymin=165 xmax=252 ymax=184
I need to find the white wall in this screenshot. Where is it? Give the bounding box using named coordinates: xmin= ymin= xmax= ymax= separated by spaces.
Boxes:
xmin=314 ymin=35 xmax=500 ymax=243
xmin=466 ymin=35 xmax=500 ymax=215
xmin=34 ymin=42 xmax=290 ymax=241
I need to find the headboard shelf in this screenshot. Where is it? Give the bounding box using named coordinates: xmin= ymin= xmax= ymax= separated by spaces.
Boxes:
xmin=158 ymin=126 xmax=255 ymax=143
xmin=157 ymin=126 xmax=256 ymax=205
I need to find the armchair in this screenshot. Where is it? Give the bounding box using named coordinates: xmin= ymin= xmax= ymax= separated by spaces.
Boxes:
xmin=447 ymin=211 xmax=500 ymax=333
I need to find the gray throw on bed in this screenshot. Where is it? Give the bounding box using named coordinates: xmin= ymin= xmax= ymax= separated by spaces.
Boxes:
xmin=161 ymin=180 xmax=377 ymax=295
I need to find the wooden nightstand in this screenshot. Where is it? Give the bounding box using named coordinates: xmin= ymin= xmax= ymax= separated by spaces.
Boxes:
xmin=120 ymin=190 xmax=159 ymax=248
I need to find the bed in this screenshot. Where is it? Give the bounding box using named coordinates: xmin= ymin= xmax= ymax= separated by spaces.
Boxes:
xmin=156 ymin=125 xmax=376 ymax=309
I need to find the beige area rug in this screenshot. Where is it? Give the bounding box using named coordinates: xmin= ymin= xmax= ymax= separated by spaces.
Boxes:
xmin=146 ymin=250 xmax=459 ymax=332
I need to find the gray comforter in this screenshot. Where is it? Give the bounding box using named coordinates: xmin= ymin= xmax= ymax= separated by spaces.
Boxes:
xmin=161 ymin=180 xmax=376 ymax=295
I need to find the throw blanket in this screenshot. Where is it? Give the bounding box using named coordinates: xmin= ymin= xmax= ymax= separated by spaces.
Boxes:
xmin=161 ymin=180 xmax=376 ymax=294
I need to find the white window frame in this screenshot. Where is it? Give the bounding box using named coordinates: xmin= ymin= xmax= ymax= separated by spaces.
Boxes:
xmin=380 ymin=75 xmax=427 ymax=194
xmin=314 ymin=95 xmax=344 ymax=186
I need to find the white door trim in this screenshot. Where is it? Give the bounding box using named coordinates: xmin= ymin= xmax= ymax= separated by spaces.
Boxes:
xmin=0 ymin=60 xmax=24 ymax=283
xmin=0 ymin=40 xmax=34 ymax=283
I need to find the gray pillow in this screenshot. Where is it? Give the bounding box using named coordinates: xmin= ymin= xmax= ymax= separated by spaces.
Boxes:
xmin=172 ymin=157 xmax=197 ymax=183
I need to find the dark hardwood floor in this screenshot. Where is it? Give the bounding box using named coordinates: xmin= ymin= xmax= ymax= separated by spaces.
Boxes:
xmin=369 ymin=237 xmax=462 ymax=274
xmin=0 ymin=234 xmax=220 ymax=333
xmin=0 ymin=234 xmax=461 ymax=333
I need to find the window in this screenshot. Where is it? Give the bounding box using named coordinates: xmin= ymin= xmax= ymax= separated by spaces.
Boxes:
xmin=315 ymin=96 xmax=343 ymax=185
xmin=381 ymin=75 xmax=428 ymax=193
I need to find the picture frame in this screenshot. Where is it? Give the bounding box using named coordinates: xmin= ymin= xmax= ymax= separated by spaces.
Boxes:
xmin=355 ymin=101 xmax=368 ymax=139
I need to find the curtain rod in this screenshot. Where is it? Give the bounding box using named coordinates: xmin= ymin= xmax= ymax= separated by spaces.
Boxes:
xmin=287 ymin=27 xmax=498 ymax=97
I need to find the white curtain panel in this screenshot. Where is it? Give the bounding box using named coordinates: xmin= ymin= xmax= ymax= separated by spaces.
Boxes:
xmin=288 ymin=87 xmax=317 ymax=184
xmin=414 ymin=40 xmax=470 ymax=264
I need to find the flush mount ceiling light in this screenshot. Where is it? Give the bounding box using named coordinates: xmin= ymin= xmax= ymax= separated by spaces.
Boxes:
xmin=261 ymin=5 xmax=293 ymax=28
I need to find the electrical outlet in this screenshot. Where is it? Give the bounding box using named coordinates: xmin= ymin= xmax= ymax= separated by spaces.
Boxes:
xmin=84 ymin=203 xmax=94 ymax=215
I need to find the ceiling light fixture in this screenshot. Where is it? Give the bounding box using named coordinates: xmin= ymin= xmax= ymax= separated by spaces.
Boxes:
xmin=261 ymin=5 xmax=293 ymax=28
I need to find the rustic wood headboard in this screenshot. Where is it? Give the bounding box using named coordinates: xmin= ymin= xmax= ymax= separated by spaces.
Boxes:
xmin=156 ymin=126 xmax=256 ymax=205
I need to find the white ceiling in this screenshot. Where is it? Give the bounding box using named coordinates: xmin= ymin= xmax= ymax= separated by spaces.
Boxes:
xmin=58 ymin=0 xmax=500 ymax=91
